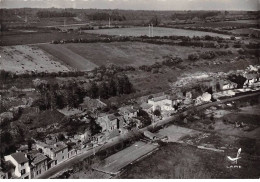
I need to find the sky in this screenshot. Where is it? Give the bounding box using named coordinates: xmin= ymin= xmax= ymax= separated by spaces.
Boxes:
xmin=0 ymin=0 xmax=259 ymax=11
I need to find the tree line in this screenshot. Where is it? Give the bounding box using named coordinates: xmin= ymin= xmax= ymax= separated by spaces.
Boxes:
xmin=36 ymin=11 xmax=76 ymax=18
xmin=88 ymin=74 xmax=134 ymax=99
xmin=88 ymin=11 xmax=126 ymax=21
xmin=32 ymin=74 xmax=134 ymax=111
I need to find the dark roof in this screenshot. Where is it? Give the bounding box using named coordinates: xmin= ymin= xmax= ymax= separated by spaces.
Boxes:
xmin=140 ymin=103 xmax=153 ymax=110
xmin=50 ymin=142 xmax=67 ymax=153
xmin=30 ymin=153 xmax=47 ymax=165
xmin=10 ymin=152 xmax=28 ymax=164
xmin=107 ymin=114 xmax=117 ymax=121
xmin=152 ymin=95 xmax=170 ymax=102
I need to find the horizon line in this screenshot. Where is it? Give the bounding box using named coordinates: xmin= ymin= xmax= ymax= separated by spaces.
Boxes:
xmin=1 ymin=7 xmax=259 ymax=12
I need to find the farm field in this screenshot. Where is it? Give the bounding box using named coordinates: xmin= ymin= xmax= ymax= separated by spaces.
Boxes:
xmin=120 ymin=142 xmax=260 ymax=179
xmin=0 ymin=31 xmax=99 ymax=46
xmin=174 ymin=20 xmax=258 ymax=29
xmin=84 ymin=27 xmax=231 ymax=38
xmin=59 ymin=42 xmax=206 ymax=67
xmin=92 ymin=141 xmax=158 ymax=175
xmin=38 ymin=44 xmax=98 ymax=71
xmin=0 ymin=45 xmax=70 ymax=74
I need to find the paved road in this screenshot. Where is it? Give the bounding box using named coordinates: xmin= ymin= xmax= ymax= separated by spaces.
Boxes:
xmin=36 ymin=130 xmax=141 ymax=179
xmin=37 ymin=90 xmax=260 ymax=179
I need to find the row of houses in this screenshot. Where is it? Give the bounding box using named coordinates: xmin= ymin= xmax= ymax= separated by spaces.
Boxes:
xmin=1 ymin=133 xmax=83 ymax=179
xmin=1 ymin=69 xmax=259 ymax=179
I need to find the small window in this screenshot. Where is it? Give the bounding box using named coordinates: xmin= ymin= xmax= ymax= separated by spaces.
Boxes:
xmin=21 ymin=162 xmax=24 ymax=166
xmin=62 ymin=156 xmax=64 ymax=159
xmin=21 ymin=169 xmax=26 ymax=175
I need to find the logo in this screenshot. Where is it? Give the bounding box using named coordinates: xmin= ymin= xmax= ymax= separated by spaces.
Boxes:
xmin=226 ymin=148 xmax=242 ymax=169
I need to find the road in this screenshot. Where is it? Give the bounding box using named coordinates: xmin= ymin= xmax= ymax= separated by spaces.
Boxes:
xmin=37 ymin=90 xmax=260 ymax=179
xmin=36 ymin=129 xmax=141 ymax=179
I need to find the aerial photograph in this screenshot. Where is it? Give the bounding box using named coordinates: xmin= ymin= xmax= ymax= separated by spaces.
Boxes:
xmin=0 ymin=0 xmax=259 ymax=180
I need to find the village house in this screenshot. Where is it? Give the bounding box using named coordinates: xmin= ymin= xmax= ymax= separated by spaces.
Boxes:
xmin=140 ymin=102 xmax=153 ymax=114
xmin=195 ymin=92 xmax=212 ymax=106
xmin=35 ymin=141 xmax=68 ymax=167
xmin=27 ymin=151 xmax=48 ymax=179
xmin=92 ymin=133 xmax=106 ymax=145
xmin=4 ymin=152 xmax=30 ymax=179
xmin=243 ymin=73 xmax=259 ymax=87
xmin=118 ymin=105 xmax=138 ymax=124
xmin=147 ymin=95 xmax=175 ymax=112
xmin=96 ymin=113 xmax=126 ymax=141
xmin=218 ymin=80 xmax=238 ymax=91
xmin=96 ymin=113 xmax=124 ymax=133
xmin=73 ymin=129 xmax=92 ymax=143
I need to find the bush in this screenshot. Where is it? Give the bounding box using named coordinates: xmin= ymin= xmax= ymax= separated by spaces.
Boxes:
xmin=188 ymin=53 xmax=200 ymax=61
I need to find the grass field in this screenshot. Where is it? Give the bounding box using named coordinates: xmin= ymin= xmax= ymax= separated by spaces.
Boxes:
xmin=174 ymin=20 xmax=258 ymax=29
xmin=120 ymin=143 xmax=260 ymax=179
xmin=93 ymin=141 xmax=158 ymax=175
xmin=58 ymin=42 xmax=206 ymax=67
xmin=0 ymin=31 xmax=98 ymax=46
xmin=38 ymin=44 xmax=98 ymax=71
xmin=84 ymin=27 xmax=231 ymax=38
xmin=0 ymin=45 xmax=70 ymax=74
xmin=157 ymin=125 xmax=201 ymax=143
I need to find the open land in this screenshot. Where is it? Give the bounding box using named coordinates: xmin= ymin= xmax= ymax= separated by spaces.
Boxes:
xmin=0 ymin=45 xmax=71 ymax=74
xmin=119 ymin=142 xmax=260 ymax=179
xmin=84 ymin=27 xmax=231 ymax=38
xmin=37 ymin=44 xmax=98 ymax=71
xmin=39 ymin=42 xmax=214 ymax=67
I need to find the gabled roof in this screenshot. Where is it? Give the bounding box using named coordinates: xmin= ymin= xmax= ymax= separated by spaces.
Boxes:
xmin=140 ymin=103 xmax=153 ymax=110
xmin=150 ymin=95 xmax=171 ymax=102
xmin=107 ymin=114 xmax=118 ymax=121
xmin=30 ymin=153 xmax=47 ymax=165
xmin=119 ymin=106 xmax=138 ymax=114
xmin=50 ymin=142 xmax=67 ymax=153
xmin=10 ymin=152 xmax=28 ymax=164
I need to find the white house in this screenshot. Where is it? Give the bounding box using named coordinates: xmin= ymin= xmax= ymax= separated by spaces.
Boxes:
xmin=147 ymin=95 xmax=175 ymax=112
xmin=36 ymin=141 xmax=68 ymax=167
xmin=4 ymin=152 xmax=30 ymax=179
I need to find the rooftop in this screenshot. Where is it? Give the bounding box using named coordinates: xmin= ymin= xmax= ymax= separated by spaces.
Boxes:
xmin=10 ymin=152 xmax=28 ymax=164
xmin=28 ymin=151 xmax=48 ymax=165
xmin=150 ymin=95 xmax=170 ymax=102
xmin=140 ymin=103 xmax=153 ymax=110
xmin=50 ymin=142 xmax=67 ymax=153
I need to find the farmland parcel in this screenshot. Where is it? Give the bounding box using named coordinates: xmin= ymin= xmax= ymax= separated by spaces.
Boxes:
xmin=84 ymin=27 xmax=231 ymax=38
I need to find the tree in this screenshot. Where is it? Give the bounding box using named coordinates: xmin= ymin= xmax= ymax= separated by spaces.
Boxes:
xmin=57 ymin=133 xmax=65 ymax=141
xmin=108 ymin=78 xmax=117 ymax=96
xmin=98 ymin=82 xmax=109 ymax=99
xmin=89 ymin=117 xmax=102 ymax=136
xmin=150 ymin=15 xmax=160 ymax=26
xmin=89 ymin=82 xmax=99 ymax=99
xmin=137 ymin=109 xmax=152 ymax=127
xmin=153 ymin=109 xmax=161 ymax=117
xmin=228 ymin=74 xmax=247 ymax=88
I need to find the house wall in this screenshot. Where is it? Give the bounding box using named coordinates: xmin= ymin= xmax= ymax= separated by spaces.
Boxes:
xmin=97 ymin=117 xmax=118 ymax=132
xmin=4 ymin=155 xmax=30 ymax=179
xmin=122 ymin=112 xmax=137 ymax=123
xmin=30 ymin=160 xmax=48 ymax=179
xmin=54 ymin=147 xmax=68 ymax=164
xmin=148 ymin=99 xmax=173 ymax=111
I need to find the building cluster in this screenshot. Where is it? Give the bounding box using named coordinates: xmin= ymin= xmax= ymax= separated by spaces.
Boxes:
xmin=1 ymin=66 xmax=259 ymax=179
